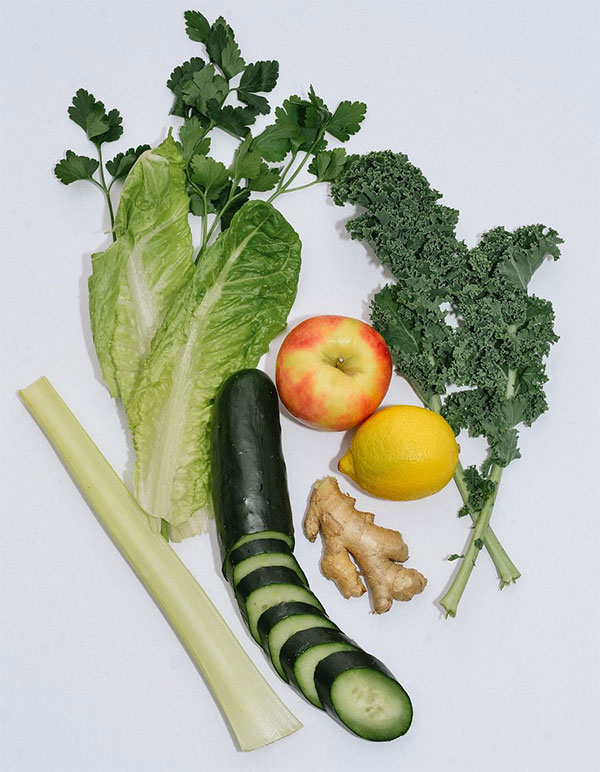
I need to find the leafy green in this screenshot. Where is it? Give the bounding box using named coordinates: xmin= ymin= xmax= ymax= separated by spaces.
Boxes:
xmin=55 ymin=89 xmax=148 ymax=236
xmin=239 ymin=60 xmax=279 ymax=94
xmin=57 ymin=9 xmax=366 ymax=542
xmin=105 ymin=145 xmax=151 ymax=180
xmin=163 ymin=11 xmax=366 ymax=253
xmin=129 ymin=201 xmax=301 ymax=538
xmin=184 ymin=10 xmax=211 ymax=43
xmin=68 ymin=89 xmax=123 ymax=145
xmin=54 ymin=151 xmax=99 ymax=184
xmin=189 ymin=155 xmax=230 ymax=199
xmin=326 ymin=101 xmax=367 ymax=141
xmin=89 ymin=135 xmax=194 ymax=403
xmin=308 ymin=148 xmax=348 ymax=182
xmin=332 ymin=150 xmax=561 ymax=615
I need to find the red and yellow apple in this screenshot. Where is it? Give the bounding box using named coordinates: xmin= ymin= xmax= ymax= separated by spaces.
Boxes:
xmin=275 ymin=315 xmax=393 ymax=431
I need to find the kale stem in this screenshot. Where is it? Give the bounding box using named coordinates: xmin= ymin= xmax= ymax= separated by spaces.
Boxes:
xmin=97 ymin=144 xmax=116 ymax=241
xmin=439 ymin=463 xmax=503 ymax=617
xmin=453 ymin=460 xmax=520 ymax=587
xmin=408 ymin=381 xmax=520 ymax=587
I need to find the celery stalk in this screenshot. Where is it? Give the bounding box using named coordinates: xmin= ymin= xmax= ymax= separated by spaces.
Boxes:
xmin=19 ymin=377 xmax=302 ymax=752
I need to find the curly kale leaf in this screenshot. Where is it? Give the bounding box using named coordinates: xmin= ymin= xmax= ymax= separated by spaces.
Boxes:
xmin=332 ymin=152 xmax=561 ymax=471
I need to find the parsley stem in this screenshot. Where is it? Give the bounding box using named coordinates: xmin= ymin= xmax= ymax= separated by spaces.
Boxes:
xmin=273 ymin=180 xmax=320 ymax=196
xmin=96 ymin=144 xmax=116 ymax=241
xmin=272 ymin=151 xmax=299 ymax=196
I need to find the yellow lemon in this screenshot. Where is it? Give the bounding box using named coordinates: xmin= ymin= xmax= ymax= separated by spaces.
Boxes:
xmin=338 ymin=405 xmax=458 ymax=500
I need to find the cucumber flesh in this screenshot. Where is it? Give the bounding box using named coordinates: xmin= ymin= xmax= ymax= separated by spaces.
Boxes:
xmin=233 ymin=553 xmax=308 ymax=587
xmin=314 ymin=649 xmax=413 ymax=741
xmin=230 ymin=530 xmax=293 ymax=554
xmin=280 ymin=627 xmax=358 ymax=708
xmin=245 ymin=585 xmax=324 ymax=643
xmin=294 ymin=642 xmax=357 ymax=707
xmin=330 ymin=669 xmax=412 ymax=741
xmin=268 ymin=614 xmax=337 ymax=681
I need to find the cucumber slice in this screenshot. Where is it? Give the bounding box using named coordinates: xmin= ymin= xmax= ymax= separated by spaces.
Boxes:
xmin=281 ymin=628 xmax=358 ymax=707
xmin=229 ymin=530 xmax=294 ymax=555
xmin=228 ymin=537 xmax=292 ymax=567
xmin=236 ymin=567 xmax=324 ymax=642
xmin=233 ymin=553 xmax=308 ymax=587
xmin=257 ymin=601 xmax=331 ymax=650
xmin=314 ymin=650 xmax=413 ymax=741
xmin=268 ymin=614 xmax=338 ymax=681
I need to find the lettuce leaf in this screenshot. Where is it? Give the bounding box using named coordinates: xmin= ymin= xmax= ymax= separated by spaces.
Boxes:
xmin=128 ymin=200 xmax=301 ymax=538
xmin=89 ymin=134 xmax=194 ymax=404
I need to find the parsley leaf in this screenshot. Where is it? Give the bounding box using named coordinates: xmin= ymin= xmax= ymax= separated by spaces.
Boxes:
xmin=206 ymin=16 xmax=245 ymax=78
xmin=105 ymin=145 xmax=151 ymax=180
xmin=252 ymin=125 xmax=292 ymax=162
xmin=247 ymin=162 xmax=280 ymax=192
xmin=326 ymin=100 xmax=367 ymax=141
xmin=54 ymin=151 xmax=99 ymax=185
xmin=184 ymin=10 xmax=210 ymax=43
xmin=239 ymin=61 xmax=279 ymax=93
xmin=167 ymin=58 xmax=206 ymax=117
xmin=178 ymin=117 xmax=211 ymax=164
xmin=230 ymin=136 xmax=262 ymax=180
xmin=308 ymin=148 xmax=347 ymax=181
xmin=189 ymin=155 xmax=230 ymax=199
xmin=68 ymin=89 xmax=123 ymax=145
xmin=213 ymin=105 xmax=256 ymax=138
xmin=181 ymin=65 xmax=228 ymax=115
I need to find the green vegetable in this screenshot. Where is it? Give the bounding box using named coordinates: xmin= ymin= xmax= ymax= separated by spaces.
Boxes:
xmin=167 ymin=11 xmax=366 ymax=256
xmin=89 ymin=135 xmax=194 ymax=403
xmin=211 ymin=368 xmax=296 ymax=562
xmin=331 ymin=151 xmax=561 ymax=616
xmin=211 ymin=369 xmax=414 ymax=740
xmin=19 ymin=377 xmax=302 ymax=752
xmin=54 ymin=88 xmax=150 ymax=238
xmin=55 ymin=9 xmax=366 ymax=540
xmin=129 ymin=201 xmax=301 ymax=538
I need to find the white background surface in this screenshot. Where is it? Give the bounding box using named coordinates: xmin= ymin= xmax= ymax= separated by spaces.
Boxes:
xmin=1 ymin=2 xmax=599 ymax=771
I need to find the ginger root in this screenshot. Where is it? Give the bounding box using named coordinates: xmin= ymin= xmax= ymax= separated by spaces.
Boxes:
xmin=304 ymin=476 xmax=427 ymax=614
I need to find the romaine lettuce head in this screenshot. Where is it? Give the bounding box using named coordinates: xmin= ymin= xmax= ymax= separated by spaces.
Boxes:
xmin=128 ymin=200 xmax=301 ymax=539
xmin=89 ymin=134 xmax=194 ymax=404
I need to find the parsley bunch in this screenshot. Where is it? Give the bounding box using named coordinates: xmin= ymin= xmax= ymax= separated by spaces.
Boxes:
xmin=54 ymin=89 xmax=150 ymax=240
xmin=332 ymin=151 xmax=562 ymax=617
xmin=168 ymin=11 xmax=366 ymax=257
xmin=55 ymin=10 xmax=366 ymax=256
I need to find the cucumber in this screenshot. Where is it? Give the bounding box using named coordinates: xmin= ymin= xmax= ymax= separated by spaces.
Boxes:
xmin=314 ymin=650 xmax=413 ymax=741
xmin=228 ymin=537 xmax=293 ymax=569
xmin=229 ymin=530 xmax=294 ymax=554
xmin=211 ymin=369 xmax=294 ymax=569
xmin=235 ymin=566 xmax=321 ymax=642
xmin=256 ymin=602 xmax=338 ymax=680
xmin=233 ymin=552 xmax=308 ymax=587
xmin=280 ymin=627 xmax=358 ymax=707
xmin=212 ymin=369 xmax=414 ymax=741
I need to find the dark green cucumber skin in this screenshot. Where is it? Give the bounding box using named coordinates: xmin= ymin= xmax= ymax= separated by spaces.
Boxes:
xmin=234 ymin=566 xmax=308 ymax=624
xmin=257 ymin=601 xmax=335 ymax=654
xmin=212 ymin=369 xmax=294 ymax=570
xmin=314 ymin=649 xmax=413 ymax=739
xmin=280 ymin=627 xmax=358 ymax=691
xmin=226 ymin=537 xmax=293 ymax=585
xmin=211 ymin=370 xmax=413 ymax=740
